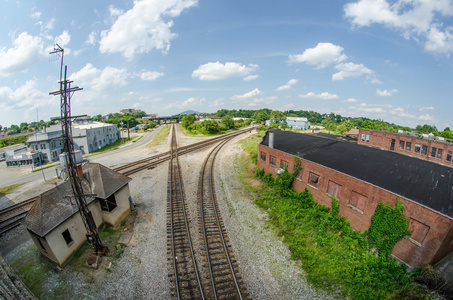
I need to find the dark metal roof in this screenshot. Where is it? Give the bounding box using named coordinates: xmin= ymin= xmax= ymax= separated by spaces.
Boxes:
xmin=262 ymin=129 xmax=453 ymax=217
xmin=23 ymin=163 xmax=131 ymax=236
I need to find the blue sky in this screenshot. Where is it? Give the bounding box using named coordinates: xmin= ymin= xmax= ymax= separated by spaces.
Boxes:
xmin=1 ymin=0 xmax=452 ymax=130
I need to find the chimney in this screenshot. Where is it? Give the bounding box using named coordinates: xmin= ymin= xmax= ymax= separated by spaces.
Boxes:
xmin=269 ymin=131 xmax=274 ymax=149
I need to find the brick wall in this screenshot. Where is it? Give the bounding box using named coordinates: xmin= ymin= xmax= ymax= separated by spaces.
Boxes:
xmin=257 ymin=144 xmax=453 ymax=268
xmin=358 ymin=129 xmax=453 ymax=168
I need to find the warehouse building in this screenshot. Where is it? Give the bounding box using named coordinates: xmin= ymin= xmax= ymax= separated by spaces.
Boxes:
xmin=358 ymin=129 xmax=453 ymax=168
xmin=257 ymin=129 xmax=453 ymax=268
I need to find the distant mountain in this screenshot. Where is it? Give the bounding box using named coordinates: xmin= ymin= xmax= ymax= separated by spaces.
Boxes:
xmin=177 ymin=110 xmax=200 ymax=116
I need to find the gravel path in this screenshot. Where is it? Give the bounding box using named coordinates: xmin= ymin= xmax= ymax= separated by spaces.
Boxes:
xmin=0 ymin=126 xmax=334 ymax=299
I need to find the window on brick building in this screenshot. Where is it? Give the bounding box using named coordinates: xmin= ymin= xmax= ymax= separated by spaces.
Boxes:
xmin=421 ymin=145 xmax=428 ymax=155
xmin=260 ymin=151 xmax=266 ymax=162
xmin=62 ymin=229 xmax=73 ymax=246
xmin=437 ymin=149 xmax=443 ymax=159
xmin=390 ymin=139 xmax=395 ymax=151
xmin=409 ymin=218 xmax=429 ymax=245
xmin=348 ymin=191 xmax=367 ymax=213
xmin=280 ymin=160 xmax=288 ymax=169
xmin=296 ymin=169 xmax=303 ymax=181
xmin=269 ymin=155 xmax=276 ymax=166
xmin=399 ymin=141 xmax=405 ymax=150
xmin=326 ymin=181 xmax=341 ymax=199
xmin=308 ymin=172 xmax=320 ymax=188
xmin=447 ymin=151 xmax=452 ymax=162
xmin=366 ymin=134 xmax=370 ymax=142
xmin=431 ymin=147 xmax=437 ymax=157
xmin=414 ymin=144 xmax=421 ymax=153
xmin=405 ymin=142 xmax=412 ymax=151
xmin=361 ymin=133 xmax=365 ymax=141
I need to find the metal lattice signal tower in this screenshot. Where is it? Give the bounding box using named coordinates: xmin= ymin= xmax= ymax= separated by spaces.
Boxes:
xmin=49 ymin=44 xmax=105 ymax=253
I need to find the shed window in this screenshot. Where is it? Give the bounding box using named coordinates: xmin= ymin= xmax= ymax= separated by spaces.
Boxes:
xmin=399 ymin=141 xmax=405 ymax=150
xmin=326 ymin=181 xmax=341 ymax=199
xmin=101 ymin=193 xmax=118 ymax=212
xmin=308 ymin=172 xmax=319 ymax=188
xmin=431 ymin=147 xmax=437 ymax=157
xmin=447 ymin=151 xmax=452 ymax=162
xmin=260 ymin=151 xmax=266 ymax=162
xmin=421 ymin=145 xmax=428 ymax=155
xmin=405 ymin=142 xmax=411 ymax=151
xmin=348 ymin=191 xmax=367 ymax=213
xmin=409 ymin=219 xmax=429 ymax=245
xmin=269 ymin=155 xmax=276 ymax=167
xmin=62 ymin=229 xmax=73 ymax=246
xmin=414 ymin=144 xmax=421 ymax=153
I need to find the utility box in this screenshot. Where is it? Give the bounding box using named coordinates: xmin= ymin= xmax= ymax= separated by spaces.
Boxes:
xmin=59 ymin=150 xmax=83 ymax=168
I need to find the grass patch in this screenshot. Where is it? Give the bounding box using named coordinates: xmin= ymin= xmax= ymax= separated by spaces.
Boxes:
xmin=146 ymin=125 xmax=170 ymax=148
xmin=132 ymin=136 xmax=143 ymax=143
xmin=88 ymin=137 xmax=134 ymax=156
xmin=31 ymin=163 xmax=59 ymax=173
xmin=0 ymin=182 xmax=26 ymax=197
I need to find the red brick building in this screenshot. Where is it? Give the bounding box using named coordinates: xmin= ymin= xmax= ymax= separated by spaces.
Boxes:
xmin=358 ymin=129 xmax=453 ymax=168
xmin=257 ymin=129 xmax=453 ymax=268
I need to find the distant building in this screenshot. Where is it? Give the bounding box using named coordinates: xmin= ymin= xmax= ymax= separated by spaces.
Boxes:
xmin=265 ymin=117 xmax=310 ymax=130
xmin=120 ymin=108 xmax=142 ymax=115
xmin=26 ymin=117 xmax=118 ymax=163
xmin=1 ymin=144 xmax=28 ymax=161
xmin=23 ymin=163 xmax=132 ymax=267
xmin=258 ymin=129 xmax=453 ymax=268
xmin=358 ymin=129 xmax=453 ymax=168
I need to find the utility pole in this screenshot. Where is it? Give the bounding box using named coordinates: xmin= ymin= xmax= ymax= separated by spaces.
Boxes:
xmin=49 ymin=44 xmax=107 ymax=255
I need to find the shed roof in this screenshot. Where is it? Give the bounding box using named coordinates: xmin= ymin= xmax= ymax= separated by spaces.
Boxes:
xmin=23 ymin=163 xmax=131 ymax=237
xmin=262 ymin=129 xmax=453 ymax=217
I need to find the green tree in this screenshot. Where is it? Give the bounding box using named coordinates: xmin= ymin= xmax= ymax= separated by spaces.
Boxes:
xmin=95 ymin=114 xmax=102 ymax=121
xmin=361 ymin=120 xmax=376 ymax=130
xmin=19 ymin=122 xmax=28 ymax=132
xmin=221 ymin=115 xmax=235 ymax=129
xmin=440 ymin=129 xmax=453 ymax=139
xmin=181 ymin=115 xmax=196 ymax=128
xmin=336 ymin=124 xmax=348 ymax=135
xmin=375 ymin=120 xmax=389 ymax=131
xmin=201 ymin=120 xmax=219 ymax=134
xmin=270 ymin=110 xmax=286 ymax=128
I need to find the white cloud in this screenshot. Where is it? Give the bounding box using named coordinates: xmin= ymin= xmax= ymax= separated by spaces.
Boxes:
xmin=192 ymin=62 xmax=259 ymax=80
xmin=243 ymin=74 xmax=260 ymax=81
xmin=376 ymin=89 xmax=398 ymax=96
xmin=420 ymin=106 xmax=434 ymax=111
xmin=246 ymin=97 xmax=275 ymax=107
xmin=288 ymin=42 xmax=347 ymax=69
xmin=419 ymin=114 xmax=434 ymax=121
xmin=109 ymin=5 xmax=124 ymax=17
xmin=298 ymin=92 xmax=339 ymax=100
xmin=231 ymin=88 xmax=262 ymax=101
xmin=31 ymin=11 xmax=41 ymax=19
xmin=166 ymin=96 xmax=205 ymax=109
xmin=140 ymin=71 xmax=165 ymax=81
xmin=276 ymin=79 xmax=298 ymax=91
xmin=342 ymin=98 xmax=358 ymax=103
xmin=86 ymin=31 xmax=97 ymax=45
xmin=0 ymin=32 xmax=44 ymax=76
xmin=333 ymin=62 xmax=380 ymax=83
xmin=70 ymin=63 xmax=129 ymax=91
xmin=56 ymin=30 xmax=71 ymax=48
xmin=99 ymin=0 xmax=198 ymax=60
xmin=344 ymin=0 xmax=453 ymax=55
xmin=389 ymin=107 xmax=416 ymax=118
xmin=209 ymin=98 xmax=225 ymax=107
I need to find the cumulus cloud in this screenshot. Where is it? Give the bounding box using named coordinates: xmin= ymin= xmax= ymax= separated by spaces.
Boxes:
xmin=376 ymin=88 xmax=398 ymax=96
xmin=243 ymin=74 xmax=259 ymax=81
xmin=166 ymin=96 xmax=205 ymax=109
xmin=70 ymin=63 xmax=129 ymax=91
xmin=99 ymin=0 xmax=198 ymax=59
xmin=86 ymin=31 xmax=97 ymax=45
xmin=344 ymin=0 xmax=453 ymax=55
xmin=419 ymin=114 xmax=434 ymax=121
xmin=389 ymin=107 xmax=416 ymax=118
xmin=209 ymin=98 xmax=225 ymax=107
xmin=0 ymin=32 xmax=44 ymax=76
xmin=420 ymin=106 xmax=434 ymax=111
xmin=31 ymin=11 xmax=41 ymax=19
xmin=140 ymin=71 xmax=165 ymax=81
xmin=276 ymin=79 xmax=298 ymax=91
xmin=342 ymin=98 xmax=358 ymax=103
xmin=288 ymin=42 xmax=347 ymax=69
xmin=298 ymin=92 xmax=339 ymax=100
xmin=231 ymin=88 xmax=262 ymax=101
xmin=332 ymin=62 xmax=376 ymax=81
xmin=192 ymin=62 xmax=259 ymax=80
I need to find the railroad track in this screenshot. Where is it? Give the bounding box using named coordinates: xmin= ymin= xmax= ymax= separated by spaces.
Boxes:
xmin=167 ymin=124 xmax=204 ymax=299
xmin=114 ymin=126 xmax=256 ymax=176
xmin=0 ymin=197 xmax=37 ymax=235
xmin=198 ymin=136 xmax=247 ymax=299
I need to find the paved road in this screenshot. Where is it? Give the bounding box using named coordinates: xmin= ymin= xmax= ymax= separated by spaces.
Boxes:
xmin=0 ymin=127 xmax=163 ymax=189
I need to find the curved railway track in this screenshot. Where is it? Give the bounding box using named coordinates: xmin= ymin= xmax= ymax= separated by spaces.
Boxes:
xmin=0 ymin=197 xmax=37 ymax=235
xmin=167 ymin=124 xmax=205 ymax=299
xmin=198 ymin=137 xmax=247 ymax=299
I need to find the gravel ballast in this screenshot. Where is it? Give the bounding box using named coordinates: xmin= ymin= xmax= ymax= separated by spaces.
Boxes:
xmin=1 ymin=126 xmax=333 ymax=299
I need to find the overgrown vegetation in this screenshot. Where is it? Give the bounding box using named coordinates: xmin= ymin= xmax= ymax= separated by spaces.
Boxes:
xmin=0 ymin=182 xmax=26 ymax=198
xmin=236 ymin=131 xmax=435 ymax=299
xmin=88 ymin=137 xmax=133 ymax=155
xmin=146 ymin=124 xmax=170 ymax=148
xmin=180 ymin=114 xmax=252 ymax=135
xmin=0 ymin=134 xmax=30 ymax=148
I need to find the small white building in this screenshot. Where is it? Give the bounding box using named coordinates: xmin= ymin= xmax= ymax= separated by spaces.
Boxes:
xmin=23 ymin=163 xmax=132 ymax=267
